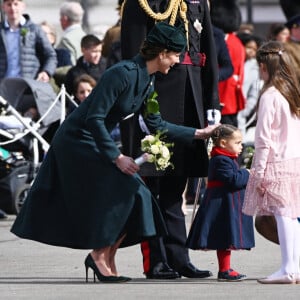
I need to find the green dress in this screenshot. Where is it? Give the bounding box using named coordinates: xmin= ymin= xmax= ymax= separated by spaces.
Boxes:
xmin=11 ymin=55 xmax=196 ymax=249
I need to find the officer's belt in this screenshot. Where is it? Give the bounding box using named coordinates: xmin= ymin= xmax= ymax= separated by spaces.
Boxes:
xmin=207 ymin=180 xmax=224 ymax=188
xmin=181 ymin=52 xmax=206 ymax=67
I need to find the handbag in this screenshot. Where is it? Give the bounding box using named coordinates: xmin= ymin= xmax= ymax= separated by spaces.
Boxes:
xmin=255 ymin=215 xmax=279 ymax=245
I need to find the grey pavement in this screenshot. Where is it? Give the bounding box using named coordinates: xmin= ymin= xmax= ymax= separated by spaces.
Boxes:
xmin=1 ymin=206 xmax=299 ymax=300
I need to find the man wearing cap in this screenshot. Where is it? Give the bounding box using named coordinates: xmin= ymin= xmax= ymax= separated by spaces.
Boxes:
xmin=121 ymin=0 xmax=220 ymax=279
xmin=284 ymin=14 xmax=300 ymax=83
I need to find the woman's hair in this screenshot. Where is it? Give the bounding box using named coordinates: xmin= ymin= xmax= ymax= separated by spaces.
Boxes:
xmin=256 ymin=41 xmax=300 ymax=117
xmin=211 ymin=124 xmax=239 ymax=146
xmin=267 ymin=23 xmax=289 ymax=41
xmin=40 ymin=21 xmax=57 ymax=44
xmin=139 ymin=41 xmax=169 ymax=61
xmin=73 ymin=74 xmax=97 ymax=95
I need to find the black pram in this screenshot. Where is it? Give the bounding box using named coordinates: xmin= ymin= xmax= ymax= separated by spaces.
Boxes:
xmin=0 ymin=78 xmax=62 ymax=214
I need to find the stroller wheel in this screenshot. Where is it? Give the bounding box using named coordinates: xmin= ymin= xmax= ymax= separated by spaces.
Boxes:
xmin=13 ymin=183 xmax=31 ymax=214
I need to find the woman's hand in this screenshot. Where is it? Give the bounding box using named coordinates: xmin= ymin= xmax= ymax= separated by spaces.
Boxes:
xmin=194 ymin=124 xmax=220 ymax=140
xmin=114 ymin=154 xmax=140 ymax=175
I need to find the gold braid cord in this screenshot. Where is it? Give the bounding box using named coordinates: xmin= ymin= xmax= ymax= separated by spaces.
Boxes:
xmin=120 ymin=0 xmax=126 ymax=17
xmin=138 ymin=0 xmax=189 ymax=48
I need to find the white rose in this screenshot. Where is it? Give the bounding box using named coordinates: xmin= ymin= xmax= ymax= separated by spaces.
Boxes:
xmin=150 ymin=145 xmax=160 ymax=154
xmin=161 ymin=145 xmax=170 ymax=158
xmin=147 ymin=154 xmax=155 ymax=163
xmin=157 ymin=158 xmax=166 ymax=166
xmin=144 ymin=135 xmax=155 ymax=143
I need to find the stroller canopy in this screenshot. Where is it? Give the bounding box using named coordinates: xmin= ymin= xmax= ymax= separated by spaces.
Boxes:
xmin=0 ymin=78 xmax=61 ymax=126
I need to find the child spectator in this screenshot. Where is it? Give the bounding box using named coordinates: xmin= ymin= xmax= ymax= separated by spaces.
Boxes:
xmin=67 ymin=73 xmax=96 ymax=114
xmin=65 ymin=34 xmax=107 ymax=95
xmin=236 ymin=33 xmax=264 ymax=142
xmin=187 ymin=124 xmax=254 ymax=281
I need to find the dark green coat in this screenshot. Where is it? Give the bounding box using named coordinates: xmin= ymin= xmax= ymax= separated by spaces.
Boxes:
xmin=11 ymin=55 xmax=196 ymax=249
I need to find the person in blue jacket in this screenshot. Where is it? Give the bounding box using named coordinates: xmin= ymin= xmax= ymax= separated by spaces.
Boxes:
xmin=0 ymin=0 xmax=57 ymax=82
xmin=186 ymin=124 xmax=254 ymax=281
xmin=11 ymin=22 xmax=219 ymax=283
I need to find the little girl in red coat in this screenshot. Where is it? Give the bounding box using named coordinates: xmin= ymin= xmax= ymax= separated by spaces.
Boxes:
xmin=186 ymin=124 xmax=255 ymax=281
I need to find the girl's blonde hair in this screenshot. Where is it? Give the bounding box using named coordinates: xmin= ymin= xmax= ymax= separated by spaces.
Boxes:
xmin=256 ymin=41 xmax=300 ymax=117
xmin=211 ymin=124 xmax=239 ymax=146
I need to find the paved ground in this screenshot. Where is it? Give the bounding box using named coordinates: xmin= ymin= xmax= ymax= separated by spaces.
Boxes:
xmin=0 ymin=207 xmax=299 ymax=300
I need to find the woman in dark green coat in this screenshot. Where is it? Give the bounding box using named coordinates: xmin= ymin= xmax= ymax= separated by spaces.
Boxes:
xmin=11 ymin=22 xmax=219 ymax=283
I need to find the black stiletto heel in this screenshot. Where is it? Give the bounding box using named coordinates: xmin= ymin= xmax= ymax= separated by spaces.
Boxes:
xmin=84 ymin=254 xmax=131 ymax=283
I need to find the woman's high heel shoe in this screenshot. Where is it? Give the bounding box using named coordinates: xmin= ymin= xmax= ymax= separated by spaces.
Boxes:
xmin=84 ymin=254 xmax=131 ymax=283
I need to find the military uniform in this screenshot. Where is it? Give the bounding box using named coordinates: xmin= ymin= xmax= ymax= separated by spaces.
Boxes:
xmin=121 ymin=0 xmax=220 ymax=276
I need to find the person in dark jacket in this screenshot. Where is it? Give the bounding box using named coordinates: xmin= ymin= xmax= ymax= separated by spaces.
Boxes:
xmin=65 ymin=34 xmax=107 ymax=95
xmin=121 ymin=0 xmax=221 ymax=279
xmin=11 ymin=22 xmax=219 ymax=283
xmin=213 ymin=26 xmax=233 ymax=82
xmin=183 ymin=25 xmax=233 ymax=206
xmin=0 ymin=0 xmax=57 ymax=82
xmin=187 ymin=124 xmax=254 ymax=281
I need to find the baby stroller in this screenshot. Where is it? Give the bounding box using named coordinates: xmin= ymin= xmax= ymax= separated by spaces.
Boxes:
xmin=0 ymin=78 xmax=62 ymax=214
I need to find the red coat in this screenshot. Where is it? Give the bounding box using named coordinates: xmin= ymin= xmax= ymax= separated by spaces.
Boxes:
xmin=219 ymin=33 xmax=245 ymax=115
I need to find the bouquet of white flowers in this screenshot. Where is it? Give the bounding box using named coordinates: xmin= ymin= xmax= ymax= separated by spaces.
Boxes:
xmin=134 ymin=131 xmax=174 ymax=171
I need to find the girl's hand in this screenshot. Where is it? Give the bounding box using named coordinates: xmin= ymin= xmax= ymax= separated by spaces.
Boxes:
xmin=114 ymin=154 xmax=140 ymax=175
xmin=256 ymin=182 xmax=265 ymax=196
xmin=194 ymin=124 xmax=220 ymax=140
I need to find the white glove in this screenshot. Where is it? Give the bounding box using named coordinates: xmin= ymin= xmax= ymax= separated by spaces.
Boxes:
xmin=206 ymin=109 xmax=221 ymax=125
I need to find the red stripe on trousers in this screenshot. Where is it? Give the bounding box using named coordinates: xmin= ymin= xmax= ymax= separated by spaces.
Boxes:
xmin=141 ymin=241 xmax=151 ymax=273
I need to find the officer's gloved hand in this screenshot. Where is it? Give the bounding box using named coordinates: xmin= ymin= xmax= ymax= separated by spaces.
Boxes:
xmin=206 ymin=109 xmax=221 ymax=125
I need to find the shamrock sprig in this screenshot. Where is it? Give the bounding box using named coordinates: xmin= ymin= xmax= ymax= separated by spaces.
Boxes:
xmin=144 ymin=91 xmax=160 ymax=117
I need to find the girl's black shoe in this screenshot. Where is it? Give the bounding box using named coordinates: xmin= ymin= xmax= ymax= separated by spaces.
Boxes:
xmin=84 ymin=254 xmax=131 ymax=283
xmin=217 ymin=269 xmax=246 ymax=282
